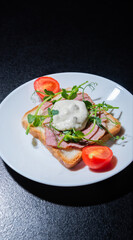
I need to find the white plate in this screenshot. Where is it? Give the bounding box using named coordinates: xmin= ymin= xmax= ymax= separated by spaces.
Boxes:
xmin=0 ymin=72 xmax=132 ymax=186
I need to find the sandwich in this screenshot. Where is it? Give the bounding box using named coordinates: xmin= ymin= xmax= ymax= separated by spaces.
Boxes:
xmin=21 ymin=79 xmax=121 ymax=169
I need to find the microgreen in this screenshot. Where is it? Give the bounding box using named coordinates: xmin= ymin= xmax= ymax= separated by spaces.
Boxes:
xmin=58 ymin=129 xmax=85 ymax=145
xmin=61 ymin=86 xmax=79 ymax=100
xmin=79 ymin=82 xmax=98 ymax=100
xmin=26 ymin=108 xmax=59 ymax=134
xmin=44 ymin=89 xmax=55 ymax=96
xmin=89 ymin=116 xmax=102 ymax=129
xmin=94 ymin=101 xmax=119 ymax=111
xmin=83 ymin=100 xmax=93 ymax=109
xmin=64 ymin=129 xmax=85 ymax=143
xmin=47 ymin=107 xmax=59 ymax=127
xmin=48 ymin=108 xmax=59 ymax=120
xmin=26 ymin=114 xmax=45 ymax=129
xmin=60 ymin=81 xmax=96 ymax=100
xmin=43 ymin=96 xmax=52 ymax=101
xmin=68 ymin=85 xmax=79 ymax=99
xmin=27 ymin=114 xmax=36 ymax=124
xmin=61 ymin=89 xmax=69 ymax=99
xmin=26 ymin=114 xmax=46 ymax=134
xmin=52 ymin=96 xmax=63 ymax=105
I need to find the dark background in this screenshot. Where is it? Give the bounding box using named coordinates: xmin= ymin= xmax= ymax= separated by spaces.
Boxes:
xmin=0 ymin=2 xmax=133 ymax=240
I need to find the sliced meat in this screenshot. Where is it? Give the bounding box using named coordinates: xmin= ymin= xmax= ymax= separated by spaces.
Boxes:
xmin=40 ymin=101 xmax=53 ymax=112
xmin=45 ymin=127 xmax=58 ymax=146
xmin=97 ymin=112 xmax=107 ymax=121
xmin=43 ymin=117 xmax=50 ymax=124
xmin=90 ymin=122 xmax=106 ymax=141
xmin=75 ymin=93 xmax=94 ymax=104
xmin=45 ymin=127 xmax=84 ymax=149
xmin=59 ymin=138 xmax=85 ymax=149
xmin=82 ymin=123 xmax=98 ymax=139
xmin=45 ymin=122 xmax=99 ymax=149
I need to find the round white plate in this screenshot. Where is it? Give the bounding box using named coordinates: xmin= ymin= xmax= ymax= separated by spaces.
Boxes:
xmin=0 ymin=72 xmax=132 ymax=186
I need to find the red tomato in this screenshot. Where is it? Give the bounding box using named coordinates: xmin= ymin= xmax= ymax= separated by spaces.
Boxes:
xmin=34 ymin=76 xmax=60 ymax=100
xmin=82 ymin=146 xmax=113 ymax=169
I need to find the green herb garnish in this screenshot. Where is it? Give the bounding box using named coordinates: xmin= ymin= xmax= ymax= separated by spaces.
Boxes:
xmin=26 ymin=104 xmax=59 ymax=135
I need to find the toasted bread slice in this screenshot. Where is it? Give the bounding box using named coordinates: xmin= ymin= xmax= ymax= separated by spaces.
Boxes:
xmin=22 ymin=105 xmax=121 ymax=168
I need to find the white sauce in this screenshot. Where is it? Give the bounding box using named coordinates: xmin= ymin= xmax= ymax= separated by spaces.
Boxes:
xmin=52 ymin=100 xmax=88 ymax=131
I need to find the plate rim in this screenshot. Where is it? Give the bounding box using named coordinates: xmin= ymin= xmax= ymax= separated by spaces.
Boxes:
xmin=0 ymin=72 xmax=132 ymax=107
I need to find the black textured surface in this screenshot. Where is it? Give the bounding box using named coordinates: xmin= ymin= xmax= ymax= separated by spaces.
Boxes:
xmin=0 ymin=3 xmax=133 ymax=240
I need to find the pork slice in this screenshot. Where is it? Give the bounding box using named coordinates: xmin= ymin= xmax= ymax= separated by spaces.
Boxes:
xmin=60 ymin=138 xmax=85 ymax=149
xmin=97 ymin=112 xmax=107 ymax=121
xmin=45 ymin=127 xmax=61 ymax=147
xmin=45 ymin=127 xmax=84 ymax=149
xmin=59 ymin=121 xmax=106 ymax=148
xmin=90 ymin=122 xmax=106 ymax=141
xmin=45 ymin=122 xmax=99 ymax=149
xmin=75 ymin=93 xmax=95 ymax=104
xmin=45 ymin=127 xmax=57 ymax=147
xmin=58 ymin=122 xmax=98 ymax=148
xmin=82 ymin=123 xmax=98 ymax=140
xmin=40 ymin=101 xmax=53 ymax=112
xmin=43 ymin=117 xmax=50 ymax=124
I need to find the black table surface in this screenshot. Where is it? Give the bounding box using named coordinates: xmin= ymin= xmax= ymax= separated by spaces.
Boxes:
xmin=0 ymin=3 xmax=133 ymax=240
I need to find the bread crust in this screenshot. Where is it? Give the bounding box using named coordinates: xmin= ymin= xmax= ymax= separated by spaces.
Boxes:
xmin=22 ymin=105 xmax=121 ymax=168
xmin=101 ymin=111 xmax=121 ymax=142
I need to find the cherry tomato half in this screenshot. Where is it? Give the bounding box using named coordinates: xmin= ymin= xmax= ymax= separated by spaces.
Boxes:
xmin=82 ymin=146 xmax=113 ymax=169
xmin=34 ymin=76 xmax=60 ymax=100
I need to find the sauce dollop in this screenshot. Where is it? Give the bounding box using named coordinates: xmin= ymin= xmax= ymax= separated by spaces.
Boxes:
xmin=52 ymin=100 xmax=88 ymax=131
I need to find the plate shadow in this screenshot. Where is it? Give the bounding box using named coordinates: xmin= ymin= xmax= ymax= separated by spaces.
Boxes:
xmin=5 ymin=161 xmax=133 ymax=207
